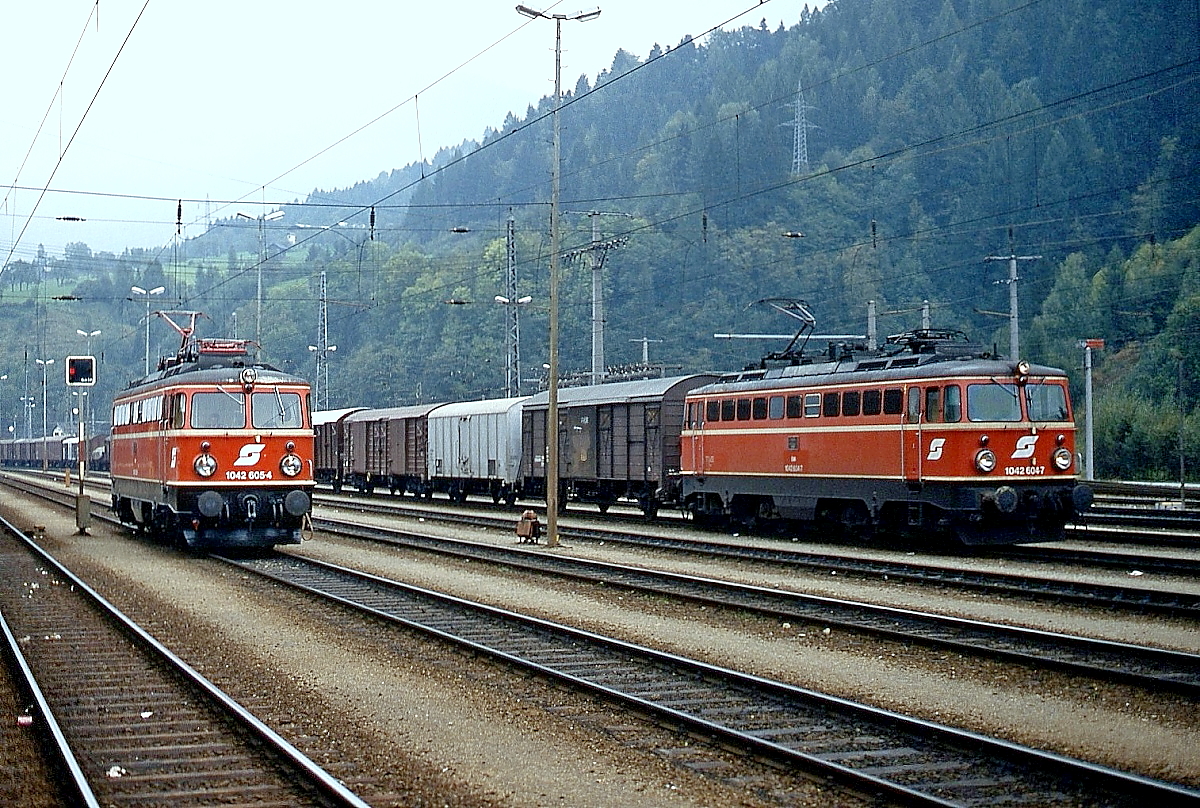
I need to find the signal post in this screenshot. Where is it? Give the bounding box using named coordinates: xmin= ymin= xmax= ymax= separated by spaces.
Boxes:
xmin=66 ymin=355 xmax=95 ymax=534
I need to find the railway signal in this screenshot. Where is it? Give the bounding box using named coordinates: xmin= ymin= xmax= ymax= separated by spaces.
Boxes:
xmin=66 ymin=355 xmax=96 ymax=386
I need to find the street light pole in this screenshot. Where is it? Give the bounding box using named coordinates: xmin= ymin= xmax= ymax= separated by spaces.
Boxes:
xmin=35 ymin=358 xmax=53 ymax=470
xmin=131 ymin=286 xmax=165 ymax=375
xmin=516 ymin=3 xmax=601 ymax=547
xmin=495 ymin=294 xmax=532 ymax=397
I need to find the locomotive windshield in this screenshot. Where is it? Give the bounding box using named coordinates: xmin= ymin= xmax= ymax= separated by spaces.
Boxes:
xmin=1025 ymin=382 xmax=1069 ymax=422
xmin=190 ymin=391 xmax=247 ymax=429
xmin=966 ymin=383 xmax=1021 ymax=422
xmin=252 ymin=391 xmax=304 ymax=428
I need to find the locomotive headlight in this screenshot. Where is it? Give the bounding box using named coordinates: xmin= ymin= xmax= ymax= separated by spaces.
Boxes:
xmin=194 ymin=452 xmax=218 ymax=477
xmin=280 ymin=452 xmax=303 ymax=477
xmin=1052 ymin=447 xmax=1073 ymax=471
xmin=975 ymin=448 xmax=997 ymax=473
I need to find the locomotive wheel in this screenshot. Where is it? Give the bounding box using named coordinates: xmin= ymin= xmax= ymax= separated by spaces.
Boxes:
xmin=838 ymin=502 xmax=875 ymax=544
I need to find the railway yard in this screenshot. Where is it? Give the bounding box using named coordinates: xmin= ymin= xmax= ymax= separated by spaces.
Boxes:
xmin=1 ymin=470 xmax=1198 ymax=807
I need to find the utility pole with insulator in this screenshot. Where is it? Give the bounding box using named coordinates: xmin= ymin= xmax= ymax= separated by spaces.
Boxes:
xmin=985 ymin=229 xmax=1040 ymax=360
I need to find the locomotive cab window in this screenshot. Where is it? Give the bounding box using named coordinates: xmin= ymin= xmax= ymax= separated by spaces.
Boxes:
xmin=924 ymin=386 xmax=942 ymax=423
xmin=944 ymin=385 xmax=962 ymax=422
xmin=170 ymin=393 xmax=186 ymax=429
xmin=1025 ymin=382 xmax=1069 ymax=422
xmin=191 ymin=391 xmax=247 ymax=429
xmin=252 ymin=390 xmax=303 ymax=429
xmin=907 ymin=387 xmax=922 ymax=421
xmin=967 ymin=383 xmax=1021 ymax=422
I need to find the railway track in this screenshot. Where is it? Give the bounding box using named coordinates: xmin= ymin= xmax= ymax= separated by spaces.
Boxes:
xmin=224 ymin=550 xmax=1200 ymax=807
xmin=0 ymin=512 xmax=369 ymax=808
xmin=7 ymin=469 xmax=1199 ymax=621
xmin=312 ymin=513 xmax=1200 ymax=697
xmin=314 ymin=492 xmax=1200 ymax=618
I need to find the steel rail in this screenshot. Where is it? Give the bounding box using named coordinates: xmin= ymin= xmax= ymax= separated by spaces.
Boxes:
xmin=0 ymin=512 xmax=370 ymax=808
xmin=224 ymin=551 xmax=1200 ymax=808
xmin=312 ymin=514 xmax=1200 ymax=696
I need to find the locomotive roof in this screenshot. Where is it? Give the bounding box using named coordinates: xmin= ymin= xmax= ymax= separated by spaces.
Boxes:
xmin=693 ymin=354 xmax=1068 ymax=396
xmin=523 ymin=374 xmax=719 ymax=409
xmin=118 ymin=363 xmax=307 ymax=395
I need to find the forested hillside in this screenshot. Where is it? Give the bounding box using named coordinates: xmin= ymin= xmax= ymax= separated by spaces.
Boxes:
xmin=2 ymin=0 xmax=1197 ymax=479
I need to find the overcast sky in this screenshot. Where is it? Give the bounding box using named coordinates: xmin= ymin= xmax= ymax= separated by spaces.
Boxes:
xmin=1 ymin=0 xmax=819 ymax=257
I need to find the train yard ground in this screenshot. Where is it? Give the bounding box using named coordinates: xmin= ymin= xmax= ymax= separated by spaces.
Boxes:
xmin=2 ymin=470 xmax=1199 ymax=806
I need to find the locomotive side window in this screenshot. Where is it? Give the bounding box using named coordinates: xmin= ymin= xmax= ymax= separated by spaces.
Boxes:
xmin=736 ymin=398 xmax=751 ymax=421
xmin=967 ymin=383 xmax=1021 ymax=422
xmin=190 ymin=391 xmax=247 ymax=429
xmin=925 ymin=386 xmax=942 ymax=423
xmin=752 ymin=397 xmax=768 ymax=420
xmin=944 ymin=385 xmax=962 ymax=422
xmin=907 ymin=387 xmax=922 ymax=421
xmin=842 ymin=390 xmax=861 ymax=416
xmin=786 ymin=395 xmax=802 ymax=419
xmin=1025 ymin=382 xmax=1069 ymax=421
xmin=170 ymin=393 xmax=186 ymax=429
xmin=721 ymin=399 xmax=735 ymax=421
xmin=823 ymin=392 xmax=839 ymax=417
xmin=883 ymin=388 xmax=903 ymax=415
xmin=706 ymin=400 xmax=721 ymax=423
xmin=252 ymin=391 xmax=303 ymax=428
xmin=804 ymin=393 xmax=820 ymax=418
xmin=768 ymin=396 xmax=784 ymax=420
xmin=862 ymin=389 xmax=882 ymax=416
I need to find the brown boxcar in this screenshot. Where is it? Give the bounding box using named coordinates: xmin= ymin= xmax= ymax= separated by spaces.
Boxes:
xmin=343 ymin=404 xmax=442 ymax=494
xmin=521 ymin=375 xmax=717 ymax=516
xmin=312 ymin=408 xmax=364 ymax=491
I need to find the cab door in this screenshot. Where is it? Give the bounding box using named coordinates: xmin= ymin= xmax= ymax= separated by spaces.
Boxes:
xmin=903 ymin=386 xmax=923 ymax=482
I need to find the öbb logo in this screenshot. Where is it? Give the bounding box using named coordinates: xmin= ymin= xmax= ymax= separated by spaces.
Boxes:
xmin=1011 ymin=435 xmax=1039 ymax=460
xmin=233 ymin=443 xmax=266 ymax=467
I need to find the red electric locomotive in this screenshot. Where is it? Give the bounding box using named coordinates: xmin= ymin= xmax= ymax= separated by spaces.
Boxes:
xmin=110 ymin=314 xmax=314 ymax=548
xmin=679 ymin=327 xmax=1093 ymax=545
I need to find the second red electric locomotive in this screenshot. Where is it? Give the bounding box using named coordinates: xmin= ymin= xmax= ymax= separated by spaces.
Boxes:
xmin=678 ymin=329 xmax=1093 ymax=544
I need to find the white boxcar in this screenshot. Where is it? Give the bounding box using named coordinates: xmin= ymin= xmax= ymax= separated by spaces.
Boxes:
xmin=427 ymin=396 xmax=529 ymax=504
